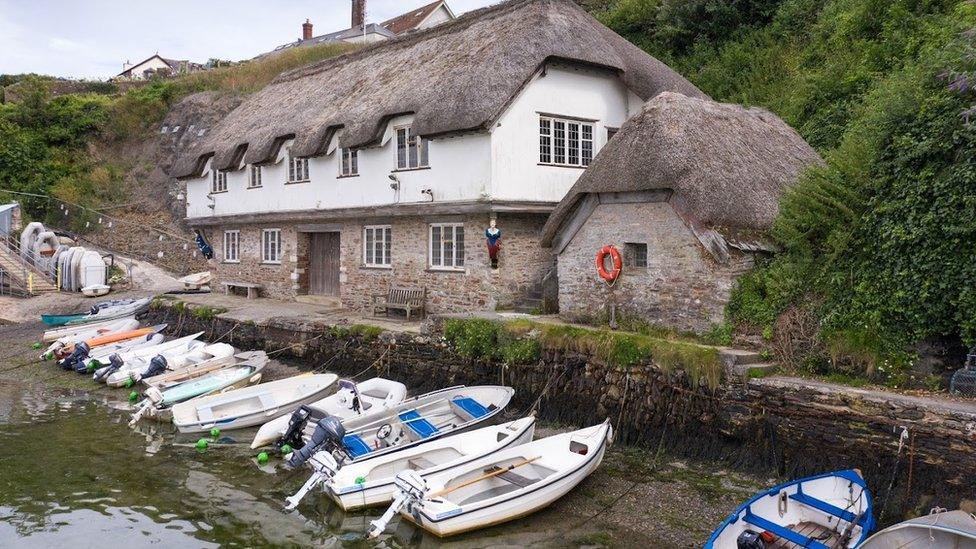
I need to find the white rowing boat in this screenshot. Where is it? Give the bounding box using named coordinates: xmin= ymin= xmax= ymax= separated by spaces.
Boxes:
xmin=368 ymin=420 xmax=612 ymax=538
xmin=171 ymin=373 xmax=339 ymax=433
xmin=64 ymin=297 xmax=151 ymax=325
xmin=141 ymin=351 xmax=241 ymax=390
xmin=106 ymin=342 xmax=235 ymax=387
xmin=41 ymin=318 xmax=140 ymax=358
xmin=42 ymin=316 xmax=137 ymax=343
xmin=861 ymin=509 xmax=976 ymax=548
xmin=91 ymin=331 xmax=205 ymax=381
xmin=285 ymin=416 xmax=536 ymax=511
xmin=250 ymin=377 xmax=407 ymax=449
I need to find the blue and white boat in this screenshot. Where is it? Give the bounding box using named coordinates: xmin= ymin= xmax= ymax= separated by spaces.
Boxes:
xmin=706 ymin=469 xmax=875 ymax=549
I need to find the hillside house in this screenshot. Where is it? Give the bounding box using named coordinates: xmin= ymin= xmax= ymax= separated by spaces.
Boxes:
xmin=171 ymin=0 xmax=704 ymax=313
xmin=540 ymin=92 xmax=823 ymax=333
xmin=116 ymin=54 xmax=203 ymax=80
xmin=261 ymin=0 xmax=456 ymax=57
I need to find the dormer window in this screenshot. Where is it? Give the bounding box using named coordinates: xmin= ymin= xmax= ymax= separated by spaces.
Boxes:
xmin=395 ymin=126 xmax=429 ymax=170
xmin=287 ymin=148 xmax=309 ymax=183
xmin=340 ymin=148 xmax=359 ymax=177
xmin=248 ymin=165 xmax=262 ymax=188
xmin=211 ymin=169 xmax=227 ymax=193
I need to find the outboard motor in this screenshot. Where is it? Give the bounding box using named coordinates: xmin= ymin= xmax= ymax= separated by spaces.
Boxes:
xmin=141 ymin=355 xmax=168 ymax=379
xmin=59 ymin=342 xmax=90 ymax=371
xmin=277 ymin=406 xmax=314 ymax=452
xmin=736 ymin=530 xmax=766 ymax=549
xmin=286 ymin=414 xmax=345 ymax=469
xmin=93 ymin=353 xmax=124 ymax=382
xmin=89 ymin=304 xmax=99 ymax=315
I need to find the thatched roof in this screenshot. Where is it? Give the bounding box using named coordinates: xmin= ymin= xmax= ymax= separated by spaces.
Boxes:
xmin=540 ymin=92 xmax=823 ymax=255
xmin=171 ymin=0 xmax=705 ymax=178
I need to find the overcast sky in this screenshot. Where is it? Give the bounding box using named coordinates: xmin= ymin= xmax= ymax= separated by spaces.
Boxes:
xmin=0 ymin=0 xmax=499 ymax=79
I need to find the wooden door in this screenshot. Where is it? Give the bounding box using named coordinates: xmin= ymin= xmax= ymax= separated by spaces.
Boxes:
xmin=308 ymin=232 xmax=340 ymax=296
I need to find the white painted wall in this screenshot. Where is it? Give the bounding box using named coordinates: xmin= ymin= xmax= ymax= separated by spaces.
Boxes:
xmin=489 ymin=63 xmax=642 ymax=202
xmin=123 ymin=56 xmax=173 ymax=79
xmin=185 ymin=64 xmax=642 ymax=219
xmin=419 ymin=5 xmax=454 ymax=29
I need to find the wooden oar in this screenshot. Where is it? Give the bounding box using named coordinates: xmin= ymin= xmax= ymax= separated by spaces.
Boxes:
xmin=429 ymin=456 xmax=541 ymax=498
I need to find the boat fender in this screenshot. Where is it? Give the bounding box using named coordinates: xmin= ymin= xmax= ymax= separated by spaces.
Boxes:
xmin=142 ymin=355 xmax=168 ymax=379
xmin=736 ymin=530 xmax=766 ymax=549
xmin=93 ymin=353 xmax=124 ymax=382
xmin=60 ymin=342 xmax=90 ymax=371
xmin=286 ymin=414 xmax=345 ymax=469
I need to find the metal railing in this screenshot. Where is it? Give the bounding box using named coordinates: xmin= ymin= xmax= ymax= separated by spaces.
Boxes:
xmin=0 ymin=229 xmax=58 ymax=296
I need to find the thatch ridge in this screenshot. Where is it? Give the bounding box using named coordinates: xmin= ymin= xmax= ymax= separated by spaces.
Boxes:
xmin=540 ymin=92 xmax=824 ymax=247
xmin=172 ymin=0 xmax=705 ymax=178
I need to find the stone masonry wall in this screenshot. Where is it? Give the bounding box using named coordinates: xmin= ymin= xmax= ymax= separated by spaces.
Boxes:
xmin=558 ymin=202 xmax=754 ymax=333
xmin=203 ymin=212 xmax=553 ymax=312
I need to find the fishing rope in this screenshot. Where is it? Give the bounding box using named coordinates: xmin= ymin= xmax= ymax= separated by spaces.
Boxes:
xmin=212 ymin=322 xmax=240 ymax=344
xmin=349 ymin=344 xmax=392 ymax=380
xmin=877 ymin=426 xmax=910 ymax=525
xmin=266 ymin=332 xmax=327 ymax=357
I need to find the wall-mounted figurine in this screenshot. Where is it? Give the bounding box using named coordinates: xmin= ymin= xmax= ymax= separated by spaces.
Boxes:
xmin=485 ymin=218 xmax=502 ymax=269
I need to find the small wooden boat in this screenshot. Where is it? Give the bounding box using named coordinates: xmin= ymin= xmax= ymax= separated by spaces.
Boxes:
xmin=250 ymin=377 xmax=408 ymax=449
xmin=171 ymin=374 xmax=339 ymax=434
xmin=285 ymin=386 xmax=515 ymax=470
xmin=705 ymin=469 xmax=875 ymax=549
xmin=91 ymin=331 xmax=205 ymax=381
xmin=368 ymin=420 xmax=612 ymax=538
xmin=63 ymin=297 xmax=151 ymax=326
xmin=130 ymin=351 xmax=268 ymax=425
xmin=178 ymin=271 xmax=212 ymax=290
xmin=81 ymin=284 xmax=110 ymax=297
xmin=105 ymin=342 xmax=234 ymax=387
xmin=285 ymin=416 xmax=537 ymax=511
xmin=861 ymin=509 xmax=976 ymax=548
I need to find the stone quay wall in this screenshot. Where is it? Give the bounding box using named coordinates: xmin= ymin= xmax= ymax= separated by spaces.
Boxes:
xmin=145 ymin=305 xmax=976 ymax=522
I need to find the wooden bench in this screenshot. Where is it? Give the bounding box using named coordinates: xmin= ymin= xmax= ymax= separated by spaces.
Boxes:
xmin=222 ymin=281 xmax=262 ymax=299
xmin=372 ymin=287 xmax=426 ymax=321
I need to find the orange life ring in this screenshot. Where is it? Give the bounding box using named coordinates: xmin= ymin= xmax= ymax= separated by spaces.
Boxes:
xmin=595 ymin=245 xmax=622 ymax=282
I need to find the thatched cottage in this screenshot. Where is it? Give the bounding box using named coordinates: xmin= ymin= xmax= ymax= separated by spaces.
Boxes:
xmin=172 ymin=0 xmax=704 ymax=312
xmin=540 ymin=92 xmax=822 ymax=333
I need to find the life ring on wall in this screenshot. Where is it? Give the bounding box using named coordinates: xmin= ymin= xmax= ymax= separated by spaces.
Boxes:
xmin=595 ymin=245 xmax=622 ymax=282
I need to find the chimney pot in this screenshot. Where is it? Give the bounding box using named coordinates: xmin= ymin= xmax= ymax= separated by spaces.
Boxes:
xmin=351 ymin=0 xmax=366 ymax=29
xmin=302 ymin=18 xmax=313 ymax=40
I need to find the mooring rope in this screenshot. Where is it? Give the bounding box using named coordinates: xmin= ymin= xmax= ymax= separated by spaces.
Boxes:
xmin=877 ymin=426 xmax=910 ymax=525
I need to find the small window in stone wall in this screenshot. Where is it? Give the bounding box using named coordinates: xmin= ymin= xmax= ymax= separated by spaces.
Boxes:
xmin=624 ymin=242 xmax=647 ymax=268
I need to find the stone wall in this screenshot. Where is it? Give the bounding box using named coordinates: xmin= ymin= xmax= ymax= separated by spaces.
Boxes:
xmin=146 ymin=304 xmax=976 ymax=523
xmin=204 ymin=212 xmax=554 ymax=312
xmin=557 ymin=202 xmax=754 ymax=333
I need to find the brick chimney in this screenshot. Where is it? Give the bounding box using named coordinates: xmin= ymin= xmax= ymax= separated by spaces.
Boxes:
xmin=351 ymin=0 xmax=366 ymax=29
xmin=302 ymin=18 xmax=313 ymax=40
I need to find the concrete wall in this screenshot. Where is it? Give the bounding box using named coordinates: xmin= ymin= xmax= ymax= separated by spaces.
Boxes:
xmin=557 ymin=202 xmax=754 ymax=333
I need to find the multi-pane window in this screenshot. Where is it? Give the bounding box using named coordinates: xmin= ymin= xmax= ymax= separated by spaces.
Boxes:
xmin=262 ymin=229 xmax=281 ymax=264
xmin=624 ymin=242 xmax=648 ymax=268
xmin=340 ymin=148 xmax=359 ymax=176
xmin=212 ymin=169 xmax=227 ymax=193
xmin=363 ymin=225 xmax=392 ymax=267
xmin=539 ymin=116 xmax=594 ymax=167
xmin=248 ymin=165 xmax=262 ymax=188
xmin=395 ymin=127 xmax=429 ymax=170
xmin=223 ymin=230 xmax=239 ymax=263
xmin=287 ymin=149 xmax=309 ymax=182
xmin=429 ymin=223 xmax=464 ymax=270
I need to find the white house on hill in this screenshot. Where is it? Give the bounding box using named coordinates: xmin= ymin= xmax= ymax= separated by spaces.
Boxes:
xmin=117 ymin=54 xmax=203 ymax=80
xmin=172 ymin=0 xmax=705 ymax=313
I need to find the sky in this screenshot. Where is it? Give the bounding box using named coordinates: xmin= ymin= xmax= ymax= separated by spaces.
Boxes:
xmin=0 ymin=0 xmax=499 ymax=79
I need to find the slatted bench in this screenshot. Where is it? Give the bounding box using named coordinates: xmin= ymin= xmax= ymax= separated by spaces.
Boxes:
xmin=372 ymin=287 xmax=426 ymax=321
xmin=222 ymin=281 xmax=262 ymax=299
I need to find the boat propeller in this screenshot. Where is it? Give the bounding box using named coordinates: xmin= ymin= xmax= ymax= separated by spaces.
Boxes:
xmin=92 ymin=353 xmax=123 ymax=382
xmin=283 ymin=451 xmax=341 ymax=510
xmin=368 ymin=470 xmax=429 ymax=539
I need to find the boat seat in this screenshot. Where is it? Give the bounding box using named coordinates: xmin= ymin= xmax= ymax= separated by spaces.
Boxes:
xmin=360 ymin=389 xmax=389 ymax=399
xmin=258 ymin=393 xmax=276 ymax=409
xmin=484 ymin=465 xmax=537 ymax=488
xmin=197 ymin=407 xmax=215 ymax=423
xmin=408 ymin=457 xmax=436 ymax=470
xmin=399 ymin=410 xmax=439 ymax=439
xmin=343 ymin=434 xmax=372 ymax=459
xmin=789 ymin=486 xmax=858 ymax=523
xmin=450 ymin=397 xmax=490 ymax=421
xmin=742 ymin=510 xmax=830 ymax=549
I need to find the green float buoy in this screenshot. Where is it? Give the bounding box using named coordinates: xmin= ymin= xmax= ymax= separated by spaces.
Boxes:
xmin=355 ymin=476 xmax=366 ymax=485
xmin=210 ymin=428 xmax=220 ymax=439
xmin=32 ymin=342 xmax=41 ymax=350
xmin=280 ymin=444 xmax=292 ymax=455
xmin=196 ymin=438 xmax=209 ymax=451
xmin=124 ymin=377 xmax=134 ymax=388
xmin=128 ymin=391 xmax=139 ymax=403
xmin=43 ymin=352 xmax=53 ymax=361
xmin=257 ymin=452 xmax=269 ymax=464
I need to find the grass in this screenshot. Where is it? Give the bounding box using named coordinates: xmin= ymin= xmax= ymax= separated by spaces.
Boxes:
xmin=329 ymin=324 xmax=384 ymax=342
xmin=190 ymin=306 xmax=227 ymax=321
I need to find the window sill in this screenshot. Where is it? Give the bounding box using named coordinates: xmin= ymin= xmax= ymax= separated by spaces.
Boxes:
xmin=261 ymin=261 xmax=282 ymax=265
xmin=223 ymin=260 xmax=240 ymax=264
xmin=426 ymin=267 xmax=465 ymax=273
xmin=361 ymin=264 xmax=392 ymax=270
xmin=285 ymin=179 xmax=310 ymax=185
xmin=246 ymin=185 xmax=262 ymax=190
xmin=209 ymin=190 xmax=228 ymax=195
xmin=537 ymin=163 xmax=587 ymax=170
xmin=392 ymin=166 xmax=431 ymax=173
xmin=337 ymin=174 xmax=360 ymax=179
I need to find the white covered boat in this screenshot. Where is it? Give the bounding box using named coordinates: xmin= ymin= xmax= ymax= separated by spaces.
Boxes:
xmin=178 ymin=271 xmax=212 ymax=290
xmin=368 ymin=420 xmax=612 ymax=538
xmin=861 ymin=509 xmax=976 ymax=548
xmin=82 ymin=284 xmax=111 ymax=297
xmin=705 ymin=469 xmax=875 ymax=549
xmin=64 ymin=297 xmax=151 ymax=325
xmin=250 ymin=377 xmax=407 ymax=449
xmin=285 ymin=386 xmax=515 ymax=470
xmin=285 ymin=416 xmax=536 ymax=511
xmin=105 ymin=342 xmax=234 ymax=387
xmin=41 ymin=318 xmax=140 ymax=358
xmin=171 ymin=373 xmax=339 ymax=433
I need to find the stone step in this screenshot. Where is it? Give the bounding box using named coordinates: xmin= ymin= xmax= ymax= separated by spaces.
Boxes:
xmin=732 ymin=362 xmax=778 ymax=381
xmin=295 ymin=295 xmax=342 ymax=308
xmin=719 ymin=348 xmax=764 ymax=366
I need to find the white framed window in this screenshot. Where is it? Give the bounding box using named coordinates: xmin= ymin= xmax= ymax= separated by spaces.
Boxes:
xmin=395 ymin=126 xmax=429 ymax=170
xmin=429 ymin=223 xmax=464 ymax=270
xmin=340 ymin=148 xmax=359 ymax=176
xmin=287 ymin=149 xmax=309 ymax=183
xmin=211 ymin=169 xmax=227 ymax=193
xmin=363 ymin=225 xmax=392 ymax=267
xmin=261 ymin=229 xmax=282 ymax=264
xmin=223 ymin=230 xmax=240 ymax=263
xmin=539 ymin=116 xmax=594 ymax=167
xmin=248 ymin=165 xmax=262 ymax=188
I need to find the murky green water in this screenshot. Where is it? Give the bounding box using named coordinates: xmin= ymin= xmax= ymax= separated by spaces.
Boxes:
xmin=0 ymin=379 xmax=631 ymax=548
